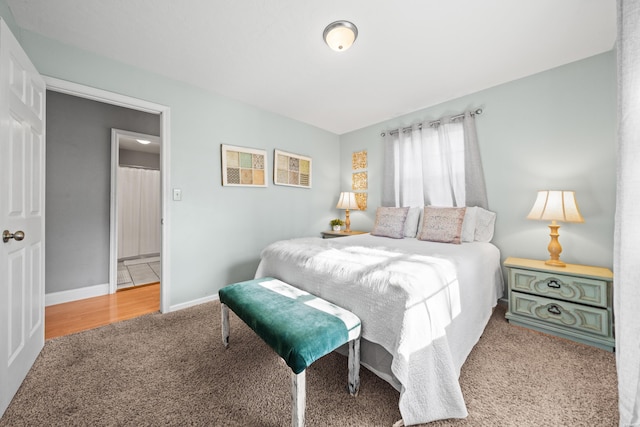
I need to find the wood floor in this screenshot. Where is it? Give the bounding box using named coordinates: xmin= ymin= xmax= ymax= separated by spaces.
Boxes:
xmin=45 ymin=283 xmax=160 ymax=340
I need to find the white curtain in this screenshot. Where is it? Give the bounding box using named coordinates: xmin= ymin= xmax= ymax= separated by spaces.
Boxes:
xmin=118 ymin=167 xmax=161 ymax=259
xmin=382 ymin=112 xmax=488 ymax=208
xmin=615 ymin=1 xmax=640 ymax=426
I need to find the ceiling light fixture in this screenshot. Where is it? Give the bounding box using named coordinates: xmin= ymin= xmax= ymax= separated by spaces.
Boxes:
xmin=136 ymin=139 xmax=151 ymax=145
xmin=323 ymin=20 xmax=358 ymax=52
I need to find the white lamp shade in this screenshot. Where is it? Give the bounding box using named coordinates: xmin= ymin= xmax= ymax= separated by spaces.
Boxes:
xmin=336 ymin=192 xmax=359 ymax=210
xmin=527 ymin=190 xmax=584 ymax=223
xmin=323 ymin=21 xmax=358 ymax=52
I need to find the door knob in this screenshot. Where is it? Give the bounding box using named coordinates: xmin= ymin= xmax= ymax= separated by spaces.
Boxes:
xmin=2 ymin=230 xmax=25 ymax=243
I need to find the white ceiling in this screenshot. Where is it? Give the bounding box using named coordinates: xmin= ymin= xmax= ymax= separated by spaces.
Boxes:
xmin=120 ymin=137 xmax=160 ymax=154
xmin=7 ymin=0 xmax=616 ymax=135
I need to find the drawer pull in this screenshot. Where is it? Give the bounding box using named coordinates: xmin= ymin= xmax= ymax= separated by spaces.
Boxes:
xmin=547 ymin=304 xmax=561 ymax=315
xmin=547 ymin=280 xmax=561 ymax=289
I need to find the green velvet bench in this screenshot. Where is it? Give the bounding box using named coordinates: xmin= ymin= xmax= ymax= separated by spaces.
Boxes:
xmin=218 ymin=277 xmax=361 ymax=427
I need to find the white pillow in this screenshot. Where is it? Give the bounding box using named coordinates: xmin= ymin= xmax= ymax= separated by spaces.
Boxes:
xmin=474 ymin=207 xmax=497 ymax=242
xmin=404 ymin=207 xmax=421 ymax=238
xmin=461 ymin=206 xmax=477 ymax=242
xmin=417 ymin=207 xmax=425 ymax=236
xmin=371 ymin=207 xmax=410 ymax=239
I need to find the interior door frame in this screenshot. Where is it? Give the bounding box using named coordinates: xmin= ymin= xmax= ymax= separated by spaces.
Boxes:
xmin=43 ymin=76 xmax=171 ymax=313
xmin=110 ymin=129 xmax=161 ymax=294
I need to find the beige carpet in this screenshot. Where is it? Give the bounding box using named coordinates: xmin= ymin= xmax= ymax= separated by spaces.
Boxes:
xmin=0 ymin=302 xmax=618 ymax=426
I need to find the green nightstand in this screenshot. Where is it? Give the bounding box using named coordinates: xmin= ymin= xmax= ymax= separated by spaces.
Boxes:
xmin=321 ymin=230 xmax=367 ymax=239
xmin=504 ymin=257 xmax=614 ymax=352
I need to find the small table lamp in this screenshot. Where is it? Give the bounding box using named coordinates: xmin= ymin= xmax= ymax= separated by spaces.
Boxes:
xmin=527 ymin=190 xmax=584 ymax=267
xmin=336 ymin=192 xmax=359 ymax=232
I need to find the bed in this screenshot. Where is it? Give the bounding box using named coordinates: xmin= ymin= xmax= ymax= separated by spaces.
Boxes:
xmin=254 ymin=206 xmax=504 ymax=426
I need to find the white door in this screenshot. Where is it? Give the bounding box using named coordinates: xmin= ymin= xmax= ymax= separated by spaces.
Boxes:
xmin=0 ymin=18 xmax=46 ymax=417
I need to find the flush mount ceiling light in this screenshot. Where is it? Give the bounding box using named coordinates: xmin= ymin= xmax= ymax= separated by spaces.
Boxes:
xmin=323 ymin=20 xmax=358 ymax=52
xmin=136 ymin=139 xmax=151 ymax=145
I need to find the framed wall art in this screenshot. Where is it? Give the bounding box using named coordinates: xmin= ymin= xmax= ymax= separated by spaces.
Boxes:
xmin=274 ymin=149 xmax=312 ymax=188
xmin=221 ymin=144 xmax=268 ymax=187
xmin=352 ymin=149 xmax=368 ymax=210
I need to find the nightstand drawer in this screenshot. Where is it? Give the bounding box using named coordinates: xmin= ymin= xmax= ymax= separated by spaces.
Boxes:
xmin=509 ymin=292 xmax=610 ymax=337
xmin=509 ymin=268 xmax=608 ymax=308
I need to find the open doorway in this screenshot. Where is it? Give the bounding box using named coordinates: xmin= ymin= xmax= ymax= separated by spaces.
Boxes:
xmin=110 ymin=130 xmax=161 ymax=293
xmin=44 ymin=76 xmax=171 ymax=314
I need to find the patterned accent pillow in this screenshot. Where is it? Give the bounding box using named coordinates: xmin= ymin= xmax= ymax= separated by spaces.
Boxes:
xmin=371 ymin=207 xmax=410 ymax=239
xmin=417 ymin=206 xmax=467 ymax=244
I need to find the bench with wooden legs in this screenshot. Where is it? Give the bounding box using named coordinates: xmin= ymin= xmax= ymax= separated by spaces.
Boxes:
xmin=219 ymin=277 xmax=361 ymax=427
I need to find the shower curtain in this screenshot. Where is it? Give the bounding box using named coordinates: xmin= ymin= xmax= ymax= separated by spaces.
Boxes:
xmin=117 ymin=166 xmax=161 ymax=259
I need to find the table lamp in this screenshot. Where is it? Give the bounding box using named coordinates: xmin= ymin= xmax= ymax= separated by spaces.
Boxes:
xmin=336 ymin=192 xmax=359 ymax=232
xmin=526 ymin=190 xmax=584 ymax=267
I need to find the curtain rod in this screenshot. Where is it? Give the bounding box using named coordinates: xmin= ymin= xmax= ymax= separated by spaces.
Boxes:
xmin=380 ymin=108 xmax=483 ymax=137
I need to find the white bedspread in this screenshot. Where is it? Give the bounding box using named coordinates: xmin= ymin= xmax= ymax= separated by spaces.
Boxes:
xmin=255 ymin=234 xmax=503 ymax=426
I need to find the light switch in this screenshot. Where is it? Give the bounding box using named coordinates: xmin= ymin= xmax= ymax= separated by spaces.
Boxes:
xmin=173 ymin=188 xmax=182 ymax=201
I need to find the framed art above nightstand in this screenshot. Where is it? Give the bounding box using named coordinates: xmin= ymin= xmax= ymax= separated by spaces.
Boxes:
xmin=504 ymin=257 xmax=614 ymax=352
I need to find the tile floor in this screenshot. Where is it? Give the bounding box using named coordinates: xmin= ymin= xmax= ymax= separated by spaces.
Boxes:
xmin=117 ymin=256 xmax=161 ymax=290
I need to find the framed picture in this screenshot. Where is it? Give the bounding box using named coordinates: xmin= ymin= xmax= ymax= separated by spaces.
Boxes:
xmin=221 ymin=144 xmax=268 ymax=187
xmin=352 ymin=149 xmax=368 ymax=210
xmin=274 ymin=149 xmax=312 ymax=188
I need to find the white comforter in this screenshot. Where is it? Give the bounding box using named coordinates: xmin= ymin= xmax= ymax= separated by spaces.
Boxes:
xmin=255 ymin=234 xmax=503 ymax=426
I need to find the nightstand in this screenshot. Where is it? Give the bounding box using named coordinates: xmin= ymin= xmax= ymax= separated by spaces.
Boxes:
xmin=504 ymin=257 xmax=614 ymax=352
xmin=321 ymin=230 xmax=367 ymax=239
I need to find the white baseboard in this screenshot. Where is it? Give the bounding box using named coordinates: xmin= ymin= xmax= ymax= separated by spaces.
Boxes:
xmin=45 ymin=283 xmax=109 ymax=307
xmin=168 ymin=294 xmax=219 ymax=313
xmin=46 ymin=285 xmax=220 ymax=313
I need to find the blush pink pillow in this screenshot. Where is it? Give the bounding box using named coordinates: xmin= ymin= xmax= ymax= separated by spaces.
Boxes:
xmin=417 ymin=206 xmax=466 ymax=244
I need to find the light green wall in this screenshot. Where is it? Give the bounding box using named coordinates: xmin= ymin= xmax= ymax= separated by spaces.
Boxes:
xmin=2 ymin=21 xmax=340 ymax=307
xmin=340 ymin=51 xmax=617 ymax=271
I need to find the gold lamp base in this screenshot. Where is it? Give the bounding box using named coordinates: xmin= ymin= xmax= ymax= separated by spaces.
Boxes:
xmin=344 ymin=209 xmax=352 ymax=232
xmin=545 ymin=221 xmax=566 ymax=267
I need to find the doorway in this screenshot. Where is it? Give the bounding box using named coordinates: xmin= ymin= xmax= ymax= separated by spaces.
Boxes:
xmin=44 ymin=76 xmax=171 ymax=313
xmin=111 ymin=130 xmax=161 ymax=293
